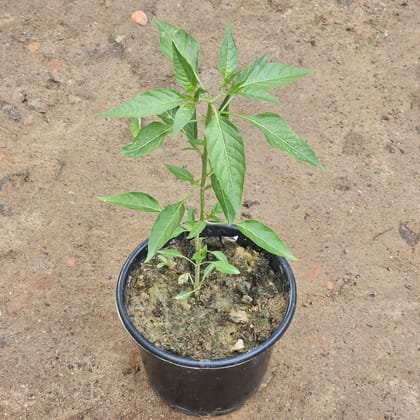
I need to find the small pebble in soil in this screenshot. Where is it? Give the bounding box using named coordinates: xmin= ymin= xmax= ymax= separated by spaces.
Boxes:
xmin=131 ymin=10 xmax=148 ymax=26
xmin=229 ymin=309 xmax=249 ymax=324
xmin=230 ymin=339 xmax=245 ymax=352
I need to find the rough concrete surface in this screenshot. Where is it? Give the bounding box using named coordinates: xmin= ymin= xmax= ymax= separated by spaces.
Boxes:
xmin=0 ymin=1 xmax=419 ymax=418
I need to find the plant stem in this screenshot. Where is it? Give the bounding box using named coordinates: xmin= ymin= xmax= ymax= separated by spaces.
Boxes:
xmin=194 ymin=235 xmax=201 ymax=290
xmin=193 ymin=103 xmax=213 ymax=290
xmin=219 ymin=94 xmax=234 ymax=113
xmin=200 ymin=150 xmax=208 ymax=221
xmin=199 ymin=103 xmax=213 ymax=221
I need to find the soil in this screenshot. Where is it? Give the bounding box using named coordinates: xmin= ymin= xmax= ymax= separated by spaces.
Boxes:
xmin=127 ymin=235 xmax=288 ymax=360
xmin=1 ymin=1 xmax=419 ymax=419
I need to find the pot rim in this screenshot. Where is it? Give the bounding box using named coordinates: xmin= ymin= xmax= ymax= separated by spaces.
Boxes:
xmin=116 ymin=224 xmax=297 ymax=369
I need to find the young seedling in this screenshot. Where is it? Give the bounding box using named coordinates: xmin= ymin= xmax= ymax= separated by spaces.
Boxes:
xmin=98 ymin=18 xmax=323 ymax=299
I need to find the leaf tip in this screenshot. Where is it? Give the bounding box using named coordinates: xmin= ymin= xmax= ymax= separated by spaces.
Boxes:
xmin=120 ymin=147 xmax=136 ymax=158
xmin=318 ymin=162 xmax=327 ymax=172
xmin=301 ymin=68 xmax=314 ymax=77
xmin=309 ymin=157 xmax=326 ymax=171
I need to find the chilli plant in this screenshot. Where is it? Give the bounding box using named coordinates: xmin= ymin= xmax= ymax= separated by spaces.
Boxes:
xmin=98 ymin=18 xmax=323 ymax=299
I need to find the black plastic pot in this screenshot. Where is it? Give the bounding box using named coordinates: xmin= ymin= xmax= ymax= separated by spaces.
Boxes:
xmin=116 ymin=224 xmax=297 ymax=416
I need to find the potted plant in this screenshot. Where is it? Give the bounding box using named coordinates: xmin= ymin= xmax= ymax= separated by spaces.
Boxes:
xmin=99 ymin=18 xmax=323 ymax=416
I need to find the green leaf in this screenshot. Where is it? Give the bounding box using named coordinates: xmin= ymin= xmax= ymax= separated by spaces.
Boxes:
xmin=154 ymin=17 xmax=200 ymax=73
xmin=209 ymin=202 xmax=223 ymax=216
xmin=205 ymin=114 xmax=245 ymax=217
xmin=121 ymin=122 xmax=171 ymax=158
xmin=211 ymin=174 xmax=236 ymax=224
xmin=203 ymin=263 xmax=215 ymax=280
xmin=185 ymin=138 xmax=203 ymax=147
xmin=129 ymin=118 xmax=141 ymax=138
xmin=160 ymin=107 xmax=198 ymax=143
xmin=158 ymin=249 xmax=185 ymax=259
xmin=186 ymin=207 xmax=195 ymax=224
xmin=218 ymin=95 xmax=232 ymax=115
xmin=169 ymin=225 xmax=186 ymax=240
xmin=175 ymin=290 xmax=195 ymax=300
xmin=101 ymin=89 xmax=183 ymax=118
xmin=209 ymin=250 xmax=229 ymax=263
xmin=238 ymin=112 xmax=323 ymax=168
xmin=184 ymin=111 xmax=198 ymax=142
xmin=172 ymin=103 xmax=195 ymax=136
xmin=207 ymin=202 xmax=223 ymax=222
xmin=237 ymin=88 xmax=280 ymax=104
xmin=219 ymin=22 xmax=238 ymax=82
xmin=159 ymin=107 xmax=177 ymax=124
xmin=146 ymin=202 xmax=185 ymax=261
xmin=236 ymin=219 xmax=297 ymax=261
xmin=231 ymin=61 xmax=311 ymax=94
xmin=172 ymin=43 xmax=198 ymax=91
xmin=232 ymin=53 xmax=270 ymax=86
xmin=165 ymin=164 xmax=196 ymax=184
xmin=186 ymin=220 xmax=206 ymax=239
xmin=156 ymin=255 xmax=167 ymax=269
xmin=192 ymin=243 xmax=207 ymax=262
xmin=213 ymin=261 xmax=240 ymax=275
xmin=97 ymin=192 xmax=161 ymax=212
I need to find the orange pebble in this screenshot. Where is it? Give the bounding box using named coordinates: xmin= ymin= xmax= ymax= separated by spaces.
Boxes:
xmin=48 ymin=58 xmax=64 ymax=72
xmin=131 ymin=10 xmax=148 ymax=26
xmin=326 ymin=281 xmax=334 ymax=290
xmin=27 ymin=42 xmax=41 ymax=53
xmin=66 ymin=258 xmax=76 ymax=266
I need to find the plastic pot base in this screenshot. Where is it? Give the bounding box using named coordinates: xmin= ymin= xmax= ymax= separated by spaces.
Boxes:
xmin=140 ymin=344 xmax=272 ymax=416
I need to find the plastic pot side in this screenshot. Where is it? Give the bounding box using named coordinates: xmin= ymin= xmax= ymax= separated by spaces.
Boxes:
xmin=116 ymin=224 xmax=297 ymax=416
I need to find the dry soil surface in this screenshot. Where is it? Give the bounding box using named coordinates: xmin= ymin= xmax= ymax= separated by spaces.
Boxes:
xmin=1 ymin=0 xmax=419 ymax=419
